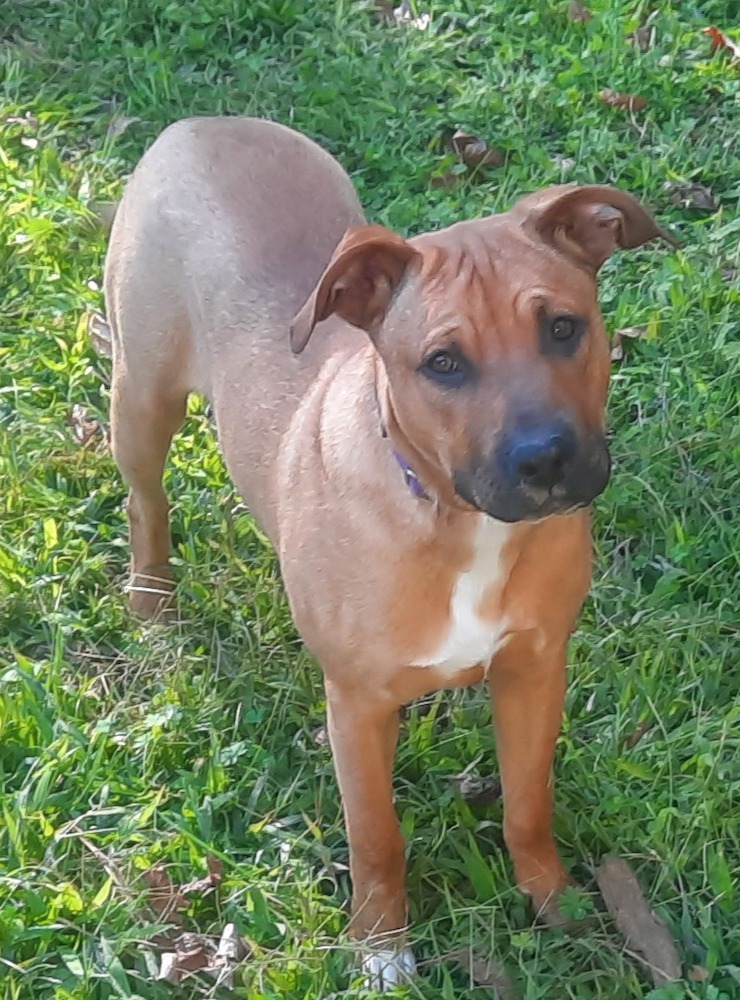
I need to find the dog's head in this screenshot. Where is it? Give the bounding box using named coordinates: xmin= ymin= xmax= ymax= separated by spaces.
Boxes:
xmin=291 ymin=185 xmax=674 ymax=522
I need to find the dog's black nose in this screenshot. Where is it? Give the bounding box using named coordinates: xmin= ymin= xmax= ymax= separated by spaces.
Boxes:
xmin=505 ymin=424 xmax=576 ymax=490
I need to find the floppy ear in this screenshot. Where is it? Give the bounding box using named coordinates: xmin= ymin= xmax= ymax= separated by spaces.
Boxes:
xmin=290 ymin=224 xmax=420 ymax=354
xmin=515 ymin=184 xmax=678 ymax=273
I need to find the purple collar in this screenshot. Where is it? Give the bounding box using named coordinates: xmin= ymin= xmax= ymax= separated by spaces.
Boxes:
xmin=393 ymin=450 xmax=430 ymax=500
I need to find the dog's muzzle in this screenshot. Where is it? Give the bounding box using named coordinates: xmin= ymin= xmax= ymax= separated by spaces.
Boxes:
xmin=454 ymin=419 xmax=611 ymax=522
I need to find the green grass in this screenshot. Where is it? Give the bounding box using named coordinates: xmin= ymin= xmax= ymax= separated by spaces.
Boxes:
xmin=0 ymin=1 xmax=738 ymax=997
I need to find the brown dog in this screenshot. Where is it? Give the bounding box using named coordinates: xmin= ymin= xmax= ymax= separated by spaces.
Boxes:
xmin=104 ymin=117 xmax=672 ymax=988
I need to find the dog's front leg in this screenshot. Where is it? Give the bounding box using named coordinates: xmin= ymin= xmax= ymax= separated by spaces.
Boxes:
xmin=489 ymin=633 xmax=570 ymax=924
xmin=325 ymin=677 xmax=416 ymax=988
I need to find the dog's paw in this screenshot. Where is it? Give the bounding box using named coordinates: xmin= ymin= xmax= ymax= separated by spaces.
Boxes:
xmin=127 ymin=566 xmax=175 ymax=621
xmin=360 ymin=946 xmax=416 ymax=991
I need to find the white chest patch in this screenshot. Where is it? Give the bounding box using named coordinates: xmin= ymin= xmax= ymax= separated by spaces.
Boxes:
xmin=413 ymin=515 xmax=512 ymax=676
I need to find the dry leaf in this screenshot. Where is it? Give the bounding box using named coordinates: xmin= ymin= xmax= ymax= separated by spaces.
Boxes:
xmin=107 ymin=112 xmax=141 ymax=139
xmin=600 ymin=89 xmax=648 ymax=112
xmin=214 ymin=922 xmax=249 ymax=964
xmin=2 ymin=111 xmax=38 ymax=127
xmin=688 ymin=966 xmax=711 ymax=983
xmin=667 ymin=182 xmax=718 ymax=211
xmin=610 ymin=325 xmax=647 ymax=363
xmin=449 ymin=773 xmax=502 ymax=806
xmin=142 ymin=866 xmax=188 ymax=927
xmin=394 ymin=2 xmax=430 ymax=30
xmin=628 ymin=11 xmax=659 ymax=51
xmin=628 ymin=25 xmax=652 ymax=51
xmin=552 ymin=154 xmax=576 ymax=171
xmin=179 ymin=874 xmax=217 ymax=895
xmin=68 ymin=403 xmax=102 ymax=446
xmin=702 ymin=26 xmax=740 ymax=62
xmin=374 ymin=0 xmax=395 ymax=22
xmin=206 ymin=855 xmax=224 ymax=882
xmin=157 ymin=933 xmax=213 ymax=983
xmin=621 ymin=719 xmax=653 ymax=750
xmin=312 ymin=724 xmax=329 ymax=747
xmin=630 ymin=26 xmax=650 ymax=50
xmin=448 ymin=948 xmax=515 ymax=998
xmin=568 ymin=2 xmax=592 ymax=23
xmin=180 ymin=855 xmax=224 ymax=896
xmin=596 ymin=856 xmax=682 ymax=987
xmin=155 ymin=926 xmax=249 ymax=987
xmin=87 ymin=309 xmax=113 ymax=357
xmin=451 ymin=130 xmax=504 ymax=169
xmin=429 ymin=170 xmax=458 ymax=189
xmin=209 ymin=923 xmax=250 ymax=988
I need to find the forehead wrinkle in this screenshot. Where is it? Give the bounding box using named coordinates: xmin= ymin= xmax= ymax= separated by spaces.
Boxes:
xmin=445 ymin=233 xmax=501 ymax=354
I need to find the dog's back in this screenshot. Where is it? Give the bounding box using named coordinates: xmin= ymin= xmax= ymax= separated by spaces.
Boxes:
xmin=105 ymin=117 xmax=364 ymax=533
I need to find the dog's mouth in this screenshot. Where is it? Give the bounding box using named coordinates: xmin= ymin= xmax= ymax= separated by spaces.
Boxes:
xmin=453 ymin=440 xmax=611 ymax=523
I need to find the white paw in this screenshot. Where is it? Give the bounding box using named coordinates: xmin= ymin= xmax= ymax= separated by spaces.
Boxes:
xmin=360 ymin=946 xmax=416 ymax=991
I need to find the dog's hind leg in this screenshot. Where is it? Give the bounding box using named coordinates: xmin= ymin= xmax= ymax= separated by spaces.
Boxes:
xmin=110 ymin=372 xmax=187 ymax=618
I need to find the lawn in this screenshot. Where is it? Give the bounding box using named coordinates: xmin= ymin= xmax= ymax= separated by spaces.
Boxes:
xmin=0 ymin=1 xmax=738 ymax=998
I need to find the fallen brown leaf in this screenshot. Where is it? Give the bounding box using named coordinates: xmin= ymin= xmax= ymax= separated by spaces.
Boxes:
xmin=552 ymin=154 xmax=576 ymax=172
xmin=215 ymin=922 xmax=249 ymax=964
xmin=179 ymin=874 xmax=216 ymax=895
xmin=568 ymin=2 xmax=591 ymax=24
xmin=451 ymin=129 xmax=504 ymax=168
xmin=206 ymin=855 xmax=224 ymax=882
xmin=1 ymin=111 xmax=38 ymax=127
xmin=702 ymin=26 xmax=740 ymax=62
xmin=596 ymin=856 xmax=682 ymax=987
xmin=667 ymin=182 xmax=718 ymax=211
xmin=449 ymin=772 xmax=502 ymax=806
xmin=621 ymin=719 xmax=653 ymax=750
xmin=447 ymin=947 xmax=515 ymax=998
xmin=429 ymin=169 xmax=459 ymax=189
xmin=600 ymin=89 xmax=648 ymax=112
xmin=142 ymin=866 xmax=188 ymax=927
xmin=157 ymin=933 xmax=213 ymax=983
xmin=628 ymin=11 xmax=659 ymax=51
xmin=68 ymin=403 xmax=102 ymax=447
xmin=630 ymin=26 xmax=649 ymax=50
xmin=688 ymin=965 xmax=711 ymax=983
xmin=155 ymin=925 xmax=249 ymax=986
xmin=87 ymin=309 xmax=112 ymax=357
xmin=312 ymin=724 xmax=329 ymax=747
xmin=374 ymin=0 xmax=395 ymax=22
xmin=394 ymin=2 xmax=430 ymax=30
xmin=610 ymin=325 xmax=647 ymax=364
xmin=179 ymin=855 xmax=224 ymax=896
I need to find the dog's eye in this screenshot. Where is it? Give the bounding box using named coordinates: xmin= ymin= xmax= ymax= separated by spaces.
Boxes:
xmin=551 ymin=316 xmax=578 ymax=341
xmin=426 ymin=350 xmax=459 ymax=375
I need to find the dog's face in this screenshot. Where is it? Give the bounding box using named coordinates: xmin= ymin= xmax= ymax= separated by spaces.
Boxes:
xmin=291 ymin=185 xmax=672 ymax=522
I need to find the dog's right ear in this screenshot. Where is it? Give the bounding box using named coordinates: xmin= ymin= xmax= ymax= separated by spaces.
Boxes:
xmin=290 ymin=225 xmax=420 ymax=354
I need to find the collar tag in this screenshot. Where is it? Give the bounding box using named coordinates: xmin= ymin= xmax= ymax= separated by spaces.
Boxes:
xmin=393 ymin=450 xmax=430 ymax=500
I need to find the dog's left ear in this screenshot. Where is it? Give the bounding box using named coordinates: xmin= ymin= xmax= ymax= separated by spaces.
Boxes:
xmin=290 ymin=225 xmax=420 ymax=354
xmin=516 ymin=184 xmax=678 ymax=273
